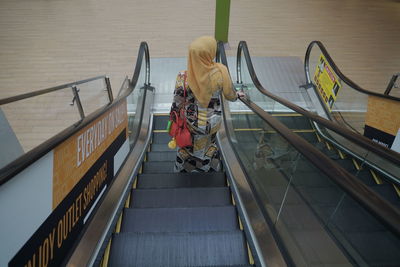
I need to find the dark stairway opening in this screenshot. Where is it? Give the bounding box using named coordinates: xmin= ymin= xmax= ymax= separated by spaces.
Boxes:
xmin=107 ymin=114 xmax=255 ymax=266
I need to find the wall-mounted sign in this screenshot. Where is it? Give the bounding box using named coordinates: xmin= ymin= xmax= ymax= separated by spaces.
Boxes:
xmin=7 ymin=99 xmax=129 ymax=267
xmin=313 ymin=54 xmax=342 ymax=111
xmin=364 ymin=96 xmax=400 ymax=152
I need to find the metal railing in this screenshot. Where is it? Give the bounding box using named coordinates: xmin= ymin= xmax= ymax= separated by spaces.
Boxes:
xmin=0 ymin=75 xmax=113 ymax=120
xmin=0 ymin=42 xmax=150 ymax=186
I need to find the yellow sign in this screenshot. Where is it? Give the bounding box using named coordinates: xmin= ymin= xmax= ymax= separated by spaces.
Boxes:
xmin=313 ymin=54 xmax=342 ymax=111
xmin=53 ymin=99 xmax=128 ymax=209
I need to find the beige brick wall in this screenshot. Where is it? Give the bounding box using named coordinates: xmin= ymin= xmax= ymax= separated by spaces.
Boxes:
xmin=0 ymin=0 xmax=399 ymax=150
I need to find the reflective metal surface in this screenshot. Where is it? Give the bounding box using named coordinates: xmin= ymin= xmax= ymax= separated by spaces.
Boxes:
xmin=218 ymin=101 xmax=287 ymax=267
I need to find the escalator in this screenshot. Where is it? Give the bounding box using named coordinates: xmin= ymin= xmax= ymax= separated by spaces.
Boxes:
xmin=1 ymin=40 xmax=399 ymax=267
xmin=228 ymin=110 xmax=400 ymax=266
xmin=98 ymin=42 xmax=400 ymax=266
xmin=232 ymin=111 xmax=400 ymax=209
xmin=105 ymin=114 xmax=254 ymax=266
xmin=230 ymin=41 xmax=400 ymax=266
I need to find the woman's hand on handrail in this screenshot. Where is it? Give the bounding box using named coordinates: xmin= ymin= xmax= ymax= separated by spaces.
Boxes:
xmin=236 ymin=90 xmax=245 ymax=98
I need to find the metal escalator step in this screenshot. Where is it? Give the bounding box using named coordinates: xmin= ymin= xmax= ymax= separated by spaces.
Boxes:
xmin=297 ymin=132 xmax=318 ymax=143
xmin=326 ymin=199 xmax=387 ymax=232
xmin=370 ymin=184 xmax=400 ymax=208
xmin=355 ymin=169 xmax=376 ymax=186
xmin=333 ymin=158 xmax=355 ymax=171
xmin=297 ymin=186 xmax=343 ymax=206
xmin=152 ymin=132 xmax=172 ymax=144
xmin=153 ymin=115 xmax=169 ymax=130
xmin=277 ymin=115 xmax=312 ymax=130
xmin=147 ymin=151 xmax=176 ymax=162
xmin=292 ymin=171 xmax=335 ymax=187
xmin=143 ymin=161 xmax=175 ymax=173
xmin=131 ymin=187 xmax=231 ymax=208
xmin=345 ymin=231 xmax=400 ymax=265
xmin=290 ymin=159 xmax=320 ymax=172
xmin=264 ymin=186 xmax=303 ymax=205
xmin=121 ymin=206 xmax=238 ymax=232
xmin=138 ymin=172 xmax=226 ymax=188
xmin=108 ymin=231 xmax=249 ymax=267
xmin=151 ymin=143 xmax=173 ymax=152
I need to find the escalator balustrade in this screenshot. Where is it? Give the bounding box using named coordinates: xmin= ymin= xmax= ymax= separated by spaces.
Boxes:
xmin=233 ymin=112 xmax=400 ymax=209
xmin=105 ymin=114 xmax=255 ymax=267
xmin=229 ymin=111 xmax=400 ymax=266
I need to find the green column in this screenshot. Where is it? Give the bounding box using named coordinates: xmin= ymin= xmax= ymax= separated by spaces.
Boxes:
xmin=215 ymin=0 xmax=231 ymax=43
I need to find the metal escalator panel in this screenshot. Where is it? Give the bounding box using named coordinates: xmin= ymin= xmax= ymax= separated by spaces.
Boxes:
xmin=106 ymin=115 xmax=254 ymax=267
xmin=238 ymin=49 xmax=400 ymax=213
xmin=239 ymin=68 xmax=400 ymax=211
xmin=223 ymin=97 xmax=400 ymax=266
xmin=236 ymin=41 xmax=400 ymax=185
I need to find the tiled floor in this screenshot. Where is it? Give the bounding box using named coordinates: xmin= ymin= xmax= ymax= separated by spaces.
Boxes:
xmin=0 ymin=0 xmax=399 ymax=151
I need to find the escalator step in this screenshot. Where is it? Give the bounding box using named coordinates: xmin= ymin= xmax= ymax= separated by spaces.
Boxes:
xmin=332 ymin=158 xmax=355 ymax=171
xmin=152 ymin=132 xmax=171 ymax=144
xmin=297 ymin=186 xmax=343 ymax=206
xmin=320 ymin=195 xmax=387 ymax=232
xmin=147 ymin=151 xmax=176 ymax=162
xmin=292 ymin=171 xmax=335 ymax=187
xmin=355 ymin=169 xmax=375 ymax=186
xmin=263 ymin=185 xmax=303 ymax=206
xmin=345 ymin=231 xmax=400 ymax=266
xmin=297 ymin=132 xmax=318 ymax=143
xmin=370 ymin=184 xmax=400 ymax=208
xmin=290 ymin=159 xmax=321 ymax=172
xmin=151 ymin=143 xmax=172 ymax=152
xmin=137 ymin=172 xmax=226 ymax=189
xmin=153 ymin=115 xmax=169 ymax=130
xmin=121 ymin=206 xmax=238 ymax=233
xmin=143 ymin=162 xmax=175 ymax=173
xmin=275 ymin=115 xmax=312 ymax=130
xmin=131 ymin=187 xmax=231 ymax=208
xmin=108 ymin=231 xmax=249 ymax=267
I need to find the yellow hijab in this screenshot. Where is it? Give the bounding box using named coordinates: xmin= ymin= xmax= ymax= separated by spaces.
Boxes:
xmin=187 ymin=36 xmax=232 ymax=108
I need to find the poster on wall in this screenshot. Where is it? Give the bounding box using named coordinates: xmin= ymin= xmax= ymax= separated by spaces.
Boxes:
xmin=313 ymin=54 xmax=342 ymax=111
xmin=9 ymin=99 xmax=129 ymax=267
xmin=364 ymin=95 xmax=400 ymax=153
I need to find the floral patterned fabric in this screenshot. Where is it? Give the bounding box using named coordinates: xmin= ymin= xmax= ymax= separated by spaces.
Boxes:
xmin=170 ymin=70 xmax=227 ymax=172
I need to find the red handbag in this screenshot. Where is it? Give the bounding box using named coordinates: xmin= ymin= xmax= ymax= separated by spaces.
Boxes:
xmin=168 ymin=72 xmax=192 ymax=148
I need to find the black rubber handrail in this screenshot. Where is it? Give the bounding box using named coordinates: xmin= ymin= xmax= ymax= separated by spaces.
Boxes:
xmin=0 ymin=42 xmax=150 ymax=186
xmin=236 ymin=41 xmax=400 ymax=168
xmin=218 ymin=42 xmax=400 ymax=237
xmin=304 ymin=40 xmax=400 ymax=101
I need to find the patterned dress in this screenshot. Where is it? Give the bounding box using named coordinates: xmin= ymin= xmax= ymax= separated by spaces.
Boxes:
xmin=170 ymin=70 xmax=233 ymax=172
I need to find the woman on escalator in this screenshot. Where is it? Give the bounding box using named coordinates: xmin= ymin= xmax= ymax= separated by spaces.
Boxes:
xmin=169 ymin=36 xmax=244 ymax=172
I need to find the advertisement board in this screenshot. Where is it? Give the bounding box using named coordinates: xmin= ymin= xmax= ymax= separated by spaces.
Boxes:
xmin=313 ymin=54 xmax=342 ymax=111
xmin=6 ymin=99 xmax=128 ymax=266
xmin=364 ymin=96 xmax=400 ymax=152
